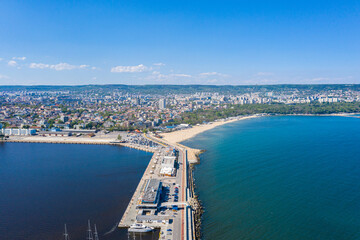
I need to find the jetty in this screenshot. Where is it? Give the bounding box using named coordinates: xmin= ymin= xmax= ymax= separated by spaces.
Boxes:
xmin=118 ymin=133 xmax=198 ymax=240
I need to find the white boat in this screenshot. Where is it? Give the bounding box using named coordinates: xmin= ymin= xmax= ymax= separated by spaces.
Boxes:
xmin=128 ymin=223 xmax=154 ymax=233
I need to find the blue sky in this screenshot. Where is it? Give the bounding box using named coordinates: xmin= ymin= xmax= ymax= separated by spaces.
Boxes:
xmin=0 ymin=0 xmax=359 ymax=85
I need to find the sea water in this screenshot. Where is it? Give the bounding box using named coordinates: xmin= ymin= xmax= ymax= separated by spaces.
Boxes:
xmin=0 ymin=143 xmax=159 ymax=240
xmin=183 ymin=116 xmax=360 ymax=240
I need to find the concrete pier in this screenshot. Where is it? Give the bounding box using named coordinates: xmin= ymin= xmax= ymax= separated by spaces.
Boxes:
xmin=118 ymin=134 xmax=197 ymax=240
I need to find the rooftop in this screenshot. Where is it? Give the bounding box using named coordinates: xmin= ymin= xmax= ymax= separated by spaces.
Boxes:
xmin=142 ymin=179 xmax=162 ymax=204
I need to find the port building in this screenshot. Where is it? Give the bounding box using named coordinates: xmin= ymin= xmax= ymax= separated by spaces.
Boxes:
xmin=137 ymin=179 xmax=162 ymax=209
xmin=160 ymin=155 xmax=176 ymax=177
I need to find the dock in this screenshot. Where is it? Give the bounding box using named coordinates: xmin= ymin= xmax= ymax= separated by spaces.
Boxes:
xmin=119 ymin=133 xmax=198 ymax=240
xmin=2 ymin=132 xmax=198 ymax=239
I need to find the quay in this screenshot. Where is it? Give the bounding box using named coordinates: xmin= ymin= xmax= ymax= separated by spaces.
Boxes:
xmin=118 ymin=133 xmax=198 ymax=240
xmin=1 ymin=131 xmax=199 ymax=240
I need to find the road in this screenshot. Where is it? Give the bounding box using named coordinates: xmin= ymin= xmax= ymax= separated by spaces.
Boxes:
xmin=145 ymin=134 xmax=193 ymax=240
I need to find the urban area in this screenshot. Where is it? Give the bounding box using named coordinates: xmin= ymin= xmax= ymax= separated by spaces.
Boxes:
xmin=1 ymin=85 xmax=360 ymax=137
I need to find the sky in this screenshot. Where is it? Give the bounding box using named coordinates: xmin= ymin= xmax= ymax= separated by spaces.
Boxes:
xmin=0 ymin=0 xmax=359 ymax=85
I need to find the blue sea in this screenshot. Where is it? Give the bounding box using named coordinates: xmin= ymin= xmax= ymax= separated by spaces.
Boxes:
xmin=183 ymin=116 xmax=360 ymax=240
xmin=0 ymin=143 xmax=158 ymax=240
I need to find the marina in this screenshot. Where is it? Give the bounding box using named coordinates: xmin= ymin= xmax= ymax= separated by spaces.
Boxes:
xmin=2 ymin=0 xmax=360 ymax=239
xmin=1 ymin=130 xmax=199 ymax=240
xmin=118 ymin=133 xmax=198 ymax=240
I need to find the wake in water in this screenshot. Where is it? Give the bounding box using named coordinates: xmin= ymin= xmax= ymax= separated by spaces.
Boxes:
xmin=103 ymin=221 xmax=119 ymax=235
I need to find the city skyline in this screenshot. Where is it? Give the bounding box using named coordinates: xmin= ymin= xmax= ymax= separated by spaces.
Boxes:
xmin=1 ymin=0 xmax=360 ymax=85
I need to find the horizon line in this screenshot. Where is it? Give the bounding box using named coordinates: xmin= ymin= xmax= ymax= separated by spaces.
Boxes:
xmin=0 ymin=83 xmax=359 ymax=88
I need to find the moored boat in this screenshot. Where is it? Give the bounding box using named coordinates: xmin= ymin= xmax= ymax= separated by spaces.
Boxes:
xmin=128 ymin=223 xmax=154 ymax=233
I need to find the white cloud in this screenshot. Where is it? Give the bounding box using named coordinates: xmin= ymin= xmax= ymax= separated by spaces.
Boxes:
xmin=29 ymin=63 xmax=49 ymax=69
xmin=8 ymin=60 xmax=17 ymax=67
xmin=153 ymin=62 xmax=165 ymax=66
xmin=199 ymin=72 xmax=229 ymax=77
xmin=149 ymin=71 xmax=193 ymax=82
xmin=29 ymin=62 xmax=90 ymax=71
xmin=0 ymin=58 xmax=3 ymax=61
xmin=170 ymin=73 xmax=192 ymax=78
xmin=0 ymin=74 xmax=9 ymax=79
xmin=199 ymin=72 xmax=218 ymax=76
xmin=12 ymin=56 xmax=26 ymax=60
xmin=111 ymin=64 xmax=149 ymax=73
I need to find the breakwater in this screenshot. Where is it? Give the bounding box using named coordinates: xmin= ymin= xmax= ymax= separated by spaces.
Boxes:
xmin=2 ymin=139 xmax=155 ymax=153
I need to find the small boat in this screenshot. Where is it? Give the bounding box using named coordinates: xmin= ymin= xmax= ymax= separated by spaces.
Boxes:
xmin=128 ymin=223 xmax=154 ymax=233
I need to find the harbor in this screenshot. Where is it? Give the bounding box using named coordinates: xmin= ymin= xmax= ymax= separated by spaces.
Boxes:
xmin=1 ymin=130 xmax=199 ymax=240
xmin=0 ymin=116 xmax=262 ymax=240
xmin=118 ymin=133 xmax=198 ymax=240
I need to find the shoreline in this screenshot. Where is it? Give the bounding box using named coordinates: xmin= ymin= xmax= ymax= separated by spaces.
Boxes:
xmin=160 ymin=112 xmax=359 ymax=148
xmin=1 ymin=113 xmax=358 ymax=240
xmin=2 ymin=113 xmax=358 ymax=240
xmin=159 ymin=112 xmax=359 ymax=239
xmin=160 ymin=114 xmax=261 ymax=145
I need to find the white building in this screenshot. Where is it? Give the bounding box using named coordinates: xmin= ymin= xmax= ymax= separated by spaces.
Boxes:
xmin=159 ymin=99 xmax=166 ymax=109
xmin=1 ymin=128 xmax=36 ymax=136
xmin=160 ymin=155 xmax=176 ymax=177
xmin=160 ymin=167 xmax=175 ymax=177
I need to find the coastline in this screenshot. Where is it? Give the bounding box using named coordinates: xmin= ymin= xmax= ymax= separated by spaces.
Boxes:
xmin=0 ymin=135 xmax=156 ymax=153
xmin=160 ymin=112 xmax=360 ymax=147
xmin=157 ymin=114 xmax=260 ymax=239
xmin=159 ymin=112 xmax=359 ymax=162
xmin=2 ymin=113 xmax=358 ymax=240
xmin=158 ymin=112 xmax=359 ymax=239
xmin=178 ymin=113 xmax=360 ymax=239
xmin=160 ymin=114 xmax=260 ymax=145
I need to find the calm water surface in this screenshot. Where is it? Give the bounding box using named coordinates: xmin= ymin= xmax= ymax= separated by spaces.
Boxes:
xmin=183 ymin=116 xmax=360 ymax=240
xmin=0 ymin=143 xmax=159 ymax=240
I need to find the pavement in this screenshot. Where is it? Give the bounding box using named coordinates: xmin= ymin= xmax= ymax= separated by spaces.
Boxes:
xmin=118 ymin=133 xmax=194 ymax=240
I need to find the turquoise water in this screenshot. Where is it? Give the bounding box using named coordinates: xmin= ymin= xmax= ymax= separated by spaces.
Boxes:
xmin=183 ymin=116 xmax=360 ymax=240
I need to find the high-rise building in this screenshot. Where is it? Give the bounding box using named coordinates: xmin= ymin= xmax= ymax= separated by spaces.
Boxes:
xmin=60 ymin=115 xmax=69 ymax=122
xmin=159 ymin=99 xmax=166 ymax=109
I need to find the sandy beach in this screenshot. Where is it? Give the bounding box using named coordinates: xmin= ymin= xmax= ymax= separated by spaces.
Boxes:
xmin=160 ymin=115 xmax=259 ymax=144
xmin=160 ymin=112 xmax=358 ymax=145
xmin=157 ymin=115 xmax=260 ymax=163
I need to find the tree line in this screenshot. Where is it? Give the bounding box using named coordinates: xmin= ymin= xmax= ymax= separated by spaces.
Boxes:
xmin=176 ymin=102 xmax=360 ymax=125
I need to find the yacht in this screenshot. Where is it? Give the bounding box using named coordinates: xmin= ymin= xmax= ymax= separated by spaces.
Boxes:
xmin=128 ymin=223 xmax=154 ymax=233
